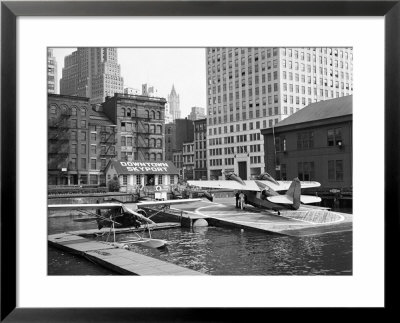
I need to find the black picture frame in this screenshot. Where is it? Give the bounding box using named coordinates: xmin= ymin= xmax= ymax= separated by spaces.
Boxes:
xmin=1 ymin=1 xmax=398 ymax=321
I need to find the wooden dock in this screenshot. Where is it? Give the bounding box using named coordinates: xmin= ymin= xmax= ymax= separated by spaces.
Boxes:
xmin=151 ymin=198 xmax=353 ymax=237
xmin=48 ymin=232 xmax=205 ymax=276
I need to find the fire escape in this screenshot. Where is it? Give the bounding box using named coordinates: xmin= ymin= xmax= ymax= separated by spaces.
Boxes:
xmin=48 ymin=110 xmax=71 ymax=171
xmin=100 ymin=126 xmax=117 ymax=171
xmin=134 ymin=115 xmax=151 ymax=161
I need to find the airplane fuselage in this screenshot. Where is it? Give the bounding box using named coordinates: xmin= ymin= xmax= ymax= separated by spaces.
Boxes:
xmin=240 ymin=190 xmax=292 ymax=211
xmin=96 ymin=209 xmax=146 ymax=230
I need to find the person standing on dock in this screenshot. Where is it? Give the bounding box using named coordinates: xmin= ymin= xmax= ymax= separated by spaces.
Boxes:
xmin=235 ymin=192 xmax=239 ymax=208
xmin=239 ymin=191 xmax=245 ymax=210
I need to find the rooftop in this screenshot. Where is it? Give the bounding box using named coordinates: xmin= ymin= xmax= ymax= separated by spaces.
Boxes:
xmin=107 ymin=92 xmax=167 ymax=103
xmin=89 ymin=109 xmax=115 ymax=126
xmin=276 ymin=95 xmax=352 ymax=128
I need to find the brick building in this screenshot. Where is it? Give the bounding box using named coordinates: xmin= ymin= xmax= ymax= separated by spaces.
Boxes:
xmin=261 ymin=95 xmax=352 ymax=190
xmin=193 ymin=118 xmax=207 ymax=179
xmin=48 ymin=94 xmax=92 ymax=185
xmin=164 ymin=118 xmax=194 ymax=162
xmin=101 ymin=93 xmax=167 ymax=162
xmin=182 ymin=142 xmax=195 ymax=180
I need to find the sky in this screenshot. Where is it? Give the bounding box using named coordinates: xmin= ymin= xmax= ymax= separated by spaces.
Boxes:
xmin=51 ymin=48 xmax=207 ymax=118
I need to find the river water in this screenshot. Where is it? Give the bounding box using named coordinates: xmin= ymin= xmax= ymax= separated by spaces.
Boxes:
xmin=48 ymin=213 xmax=352 ymax=276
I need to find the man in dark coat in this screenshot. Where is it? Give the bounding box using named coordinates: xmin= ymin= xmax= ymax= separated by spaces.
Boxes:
xmin=235 ymin=192 xmax=239 ymax=208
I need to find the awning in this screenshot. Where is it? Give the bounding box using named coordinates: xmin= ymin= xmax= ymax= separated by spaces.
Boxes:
xmin=109 ymin=160 xmax=179 ymax=175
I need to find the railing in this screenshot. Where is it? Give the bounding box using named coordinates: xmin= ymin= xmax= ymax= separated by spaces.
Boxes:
xmin=100 ymin=151 xmax=117 ymax=156
xmin=100 ymin=138 xmax=117 ymax=144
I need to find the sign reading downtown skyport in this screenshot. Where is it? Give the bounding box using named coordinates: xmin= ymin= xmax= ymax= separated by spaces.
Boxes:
xmin=110 ymin=160 xmax=180 ymax=175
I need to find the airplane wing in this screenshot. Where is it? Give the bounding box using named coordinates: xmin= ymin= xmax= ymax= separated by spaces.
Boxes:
xmin=300 ymin=195 xmax=322 ymax=204
xmin=267 ymin=195 xmax=322 ymax=205
xmin=187 ymin=180 xmax=261 ymax=191
xmin=48 ymin=203 xmax=157 ymax=225
xmin=48 ymin=203 xmax=122 ymax=210
xmin=267 ymin=195 xmax=293 ymax=204
xmin=257 ymin=180 xmax=321 ymax=191
xmin=137 ymin=198 xmax=202 ymax=207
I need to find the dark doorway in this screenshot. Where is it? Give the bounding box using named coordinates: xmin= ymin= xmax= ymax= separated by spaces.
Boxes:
xmin=238 ymin=161 xmax=247 ymax=180
xmin=146 ymin=174 xmax=155 ymax=186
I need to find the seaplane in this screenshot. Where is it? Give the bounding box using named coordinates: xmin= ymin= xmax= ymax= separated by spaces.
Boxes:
xmin=48 ymin=198 xmax=202 ymax=249
xmin=187 ymin=172 xmax=322 ymax=214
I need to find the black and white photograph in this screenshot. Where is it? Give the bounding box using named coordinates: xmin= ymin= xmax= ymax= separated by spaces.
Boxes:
xmin=47 ymin=47 xmax=353 ymax=276
xmin=4 ymin=7 xmax=392 ymax=315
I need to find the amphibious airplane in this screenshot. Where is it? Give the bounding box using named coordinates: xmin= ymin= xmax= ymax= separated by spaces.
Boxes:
xmin=48 ymin=198 xmax=202 ymax=249
xmin=187 ymin=172 xmax=322 ymax=212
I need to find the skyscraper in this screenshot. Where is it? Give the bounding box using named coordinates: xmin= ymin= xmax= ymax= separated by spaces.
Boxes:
xmin=206 ymin=47 xmax=353 ymax=180
xmin=47 ymin=49 xmax=58 ymax=94
xmin=60 ymin=48 xmax=124 ymax=104
xmin=167 ymin=85 xmax=181 ymax=121
xmin=188 ymin=106 xmax=206 ymax=121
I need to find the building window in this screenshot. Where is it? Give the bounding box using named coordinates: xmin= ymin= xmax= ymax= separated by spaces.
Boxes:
xmin=81 ymin=158 xmax=86 ymax=170
xmin=297 ymin=131 xmax=314 ymax=149
xmin=70 ymin=158 xmax=76 ymax=170
xmin=71 ymin=144 xmax=77 ymax=154
xmin=80 ymin=174 xmax=88 ymax=184
xmin=90 ymin=145 xmax=96 ymax=154
xmin=90 ymin=174 xmax=98 ymax=185
xmin=298 ymin=161 xmax=315 ymax=181
xmin=122 ymin=175 xmax=128 ymax=185
xmin=328 ymin=160 xmax=344 ymax=181
xmin=101 ymin=159 xmax=106 ymax=169
xmin=81 ymin=144 xmax=86 ymax=154
xmin=170 ymin=175 xmax=175 ymax=185
xmin=327 ymin=128 xmax=343 ymax=146
xmin=90 ymin=159 xmax=97 ymax=170
xmin=158 ymin=175 xmax=163 ymax=185
xmin=275 ymin=136 xmax=286 ymax=152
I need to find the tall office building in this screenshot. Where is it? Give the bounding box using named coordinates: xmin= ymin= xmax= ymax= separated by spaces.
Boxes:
xmin=60 ymin=48 xmax=124 ymax=104
xmin=164 ymin=104 xmax=174 ymax=124
xmin=206 ymin=47 xmax=353 ymax=180
xmin=142 ymin=83 xmax=159 ymax=97
xmin=47 ymin=49 xmax=58 ymax=94
xmin=188 ymin=106 xmax=206 ymax=121
xmin=167 ymin=85 xmax=181 ymax=121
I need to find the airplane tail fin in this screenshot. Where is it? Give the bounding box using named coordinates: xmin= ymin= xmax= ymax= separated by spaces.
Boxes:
xmin=287 ymin=178 xmax=301 ymax=210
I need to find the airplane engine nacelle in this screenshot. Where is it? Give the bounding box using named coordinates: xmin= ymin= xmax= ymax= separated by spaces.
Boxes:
xmin=261 ymin=189 xmax=270 ymax=199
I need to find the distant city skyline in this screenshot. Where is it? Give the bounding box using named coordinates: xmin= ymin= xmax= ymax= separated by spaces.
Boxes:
xmin=52 ymin=47 xmax=207 ymax=118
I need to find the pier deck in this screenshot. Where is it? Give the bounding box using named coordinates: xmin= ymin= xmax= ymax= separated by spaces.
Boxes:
xmin=48 ymin=232 xmax=205 ymax=276
xmin=164 ymin=197 xmax=352 ymax=237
